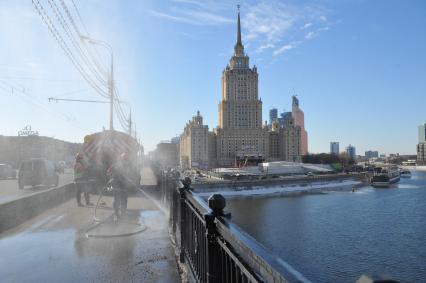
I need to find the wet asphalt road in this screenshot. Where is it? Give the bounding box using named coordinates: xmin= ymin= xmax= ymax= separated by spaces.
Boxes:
xmin=0 ymin=169 xmax=74 ymax=204
xmin=0 ymin=189 xmax=180 ymax=282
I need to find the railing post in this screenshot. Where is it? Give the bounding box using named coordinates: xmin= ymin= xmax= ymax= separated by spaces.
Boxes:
xmin=205 ymin=194 xmax=227 ymax=283
xmin=178 ymin=177 xmax=192 ymax=263
xmin=169 ymin=171 xmax=180 ymax=233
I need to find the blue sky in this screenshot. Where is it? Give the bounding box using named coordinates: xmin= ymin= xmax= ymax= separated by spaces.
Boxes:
xmin=0 ymin=0 xmax=425 ymax=155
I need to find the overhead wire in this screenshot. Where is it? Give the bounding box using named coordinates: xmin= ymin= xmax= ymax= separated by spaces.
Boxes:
xmin=66 ymin=0 xmax=131 ymax=130
xmin=32 ymin=0 xmax=110 ymax=99
xmin=0 ymin=80 xmax=88 ymax=132
xmin=32 ymin=0 xmax=131 ymax=131
xmin=0 ymin=76 xmax=85 ymax=83
xmin=0 ymin=80 xmax=71 ymax=121
xmin=57 ymin=0 xmax=109 ymax=81
xmin=50 ymin=88 xmax=92 ymax=98
xmin=114 ymin=102 xmax=130 ymax=129
xmin=113 ymin=87 xmax=132 ymax=130
xmin=48 ymin=0 xmax=108 ymax=86
xmin=70 ymin=0 xmax=108 ymax=77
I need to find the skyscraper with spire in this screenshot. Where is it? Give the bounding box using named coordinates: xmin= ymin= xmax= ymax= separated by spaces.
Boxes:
xmin=179 ymin=6 xmax=302 ymax=168
xmin=216 ymin=6 xmax=268 ymax=166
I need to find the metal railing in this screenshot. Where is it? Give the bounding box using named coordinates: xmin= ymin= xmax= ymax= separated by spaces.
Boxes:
xmin=154 ymin=168 xmax=399 ymax=283
xmin=161 ymin=173 xmax=301 ymax=283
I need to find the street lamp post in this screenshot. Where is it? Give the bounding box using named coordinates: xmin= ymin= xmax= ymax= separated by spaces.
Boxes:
xmin=80 ymin=36 xmax=114 ymax=130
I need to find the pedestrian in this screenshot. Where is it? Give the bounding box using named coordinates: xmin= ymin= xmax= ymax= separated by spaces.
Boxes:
xmin=107 ymin=152 xmax=132 ymax=219
xmin=74 ymin=152 xmax=93 ymax=206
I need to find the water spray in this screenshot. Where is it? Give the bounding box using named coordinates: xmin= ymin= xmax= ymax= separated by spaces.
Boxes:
xmin=85 ymin=178 xmax=147 ymax=238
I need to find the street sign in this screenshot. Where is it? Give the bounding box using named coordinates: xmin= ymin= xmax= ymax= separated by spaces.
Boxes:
xmin=18 ymin=125 xmax=39 ymax=136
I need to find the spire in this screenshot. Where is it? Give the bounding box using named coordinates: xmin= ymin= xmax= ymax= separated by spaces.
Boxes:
xmin=292 ymin=95 xmax=299 ymax=107
xmin=234 ymin=4 xmax=244 ymax=56
xmin=237 ymin=4 xmax=241 ymax=45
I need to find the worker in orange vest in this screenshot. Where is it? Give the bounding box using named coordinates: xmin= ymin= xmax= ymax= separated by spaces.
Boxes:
xmin=74 ymin=152 xmax=93 ymax=206
xmin=107 ymin=152 xmax=132 ymax=219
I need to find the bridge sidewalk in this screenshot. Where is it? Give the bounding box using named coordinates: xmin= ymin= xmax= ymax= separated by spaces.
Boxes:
xmin=0 ymin=188 xmax=180 ymax=282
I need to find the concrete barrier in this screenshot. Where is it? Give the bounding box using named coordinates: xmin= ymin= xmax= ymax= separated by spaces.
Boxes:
xmin=0 ymin=183 xmax=75 ymax=233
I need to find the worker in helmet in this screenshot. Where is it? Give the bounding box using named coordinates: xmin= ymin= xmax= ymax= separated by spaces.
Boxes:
xmin=107 ymin=152 xmax=132 ymax=219
xmin=74 ymin=152 xmax=93 ymax=206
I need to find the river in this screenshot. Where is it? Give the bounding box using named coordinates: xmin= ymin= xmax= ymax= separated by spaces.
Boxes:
xmin=225 ymin=170 xmax=426 ymax=283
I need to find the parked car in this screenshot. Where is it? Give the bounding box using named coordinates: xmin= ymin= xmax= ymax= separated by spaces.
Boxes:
xmin=55 ymin=161 xmax=66 ymax=174
xmin=18 ymin=159 xmax=59 ymax=189
xmin=0 ymin=163 xmax=16 ymax=179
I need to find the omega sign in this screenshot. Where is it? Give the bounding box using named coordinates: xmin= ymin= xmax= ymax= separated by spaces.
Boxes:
xmin=18 ymin=125 xmax=39 ymax=136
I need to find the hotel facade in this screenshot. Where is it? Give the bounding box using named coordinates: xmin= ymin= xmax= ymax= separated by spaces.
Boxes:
xmin=179 ymin=9 xmax=306 ymax=169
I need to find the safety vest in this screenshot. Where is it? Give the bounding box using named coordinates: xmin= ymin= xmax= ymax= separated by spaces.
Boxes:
xmin=74 ymin=161 xmax=86 ymax=181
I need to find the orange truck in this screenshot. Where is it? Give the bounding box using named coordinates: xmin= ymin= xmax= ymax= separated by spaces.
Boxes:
xmin=80 ymin=130 xmax=141 ymax=188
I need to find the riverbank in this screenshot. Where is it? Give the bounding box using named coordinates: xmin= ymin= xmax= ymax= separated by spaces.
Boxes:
xmin=195 ymin=179 xmax=363 ymax=198
xmin=401 ymin=165 xmax=426 ymax=171
xmin=192 ymin=170 xmax=366 ymax=188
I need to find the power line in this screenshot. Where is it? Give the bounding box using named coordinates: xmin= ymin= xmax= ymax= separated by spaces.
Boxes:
xmin=48 ymin=97 xmax=109 ymax=103
xmin=32 ymin=0 xmax=131 ymax=132
xmin=55 ymin=0 xmax=109 ymax=83
xmin=0 ymin=80 xmax=88 ymax=131
xmin=71 ymin=0 xmax=89 ymax=36
xmin=70 ymin=0 xmax=107 ymax=75
xmin=32 ymin=0 xmax=109 ymax=99
xmin=114 ymin=102 xmax=130 ymax=128
xmin=48 ymin=0 xmax=108 ymax=86
xmin=61 ymin=0 xmax=131 ymax=130
xmin=0 ymin=76 xmax=85 ymax=83
xmin=52 ymin=88 xmax=92 ymax=98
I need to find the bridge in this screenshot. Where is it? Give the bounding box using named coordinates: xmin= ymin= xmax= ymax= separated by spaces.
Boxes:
xmin=0 ymin=167 xmax=388 ymax=283
xmin=0 ymin=167 xmax=179 ymax=282
xmin=0 ymin=165 xmax=305 ymax=283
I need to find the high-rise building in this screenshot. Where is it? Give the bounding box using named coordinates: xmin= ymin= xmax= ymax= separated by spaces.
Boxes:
xmin=278 ymin=111 xmax=291 ymax=128
xmin=215 ymin=7 xmax=269 ymax=166
xmin=179 ymin=111 xmax=212 ymax=169
xmin=365 ymin=150 xmax=379 ymax=158
xmin=346 ymin=144 xmax=356 ymax=159
xmin=268 ymin=115 xmax=301 ymax=162
xmin=417 ymin=143 xmax=426 ymax=165
xmin=417 ymin=123 xmax=426 ymax=165
xmin=269 ymin=108 xmax=278 ymax=125
xmin=281 ymin=116 xmax=302 ymax=162
xmin=179 ymin=7 xmax=301 ymax=168
xmin=330 ymin=142 xmax=339 ymax=155
xmin=419 ymin=123 xmax=426 ymax=143
xmin=292 ymin=96 xmax=308 ymax=155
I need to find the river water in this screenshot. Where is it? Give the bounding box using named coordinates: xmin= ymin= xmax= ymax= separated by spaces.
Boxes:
xmin=225 ymin=170 xmax=426 ymax=283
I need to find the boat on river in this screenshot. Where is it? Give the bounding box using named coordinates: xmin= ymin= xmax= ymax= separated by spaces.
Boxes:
xmin=371 ymin=167 xmax=400 ymax=187
xmin=400 ymin=169 xmax=412 ymax=178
